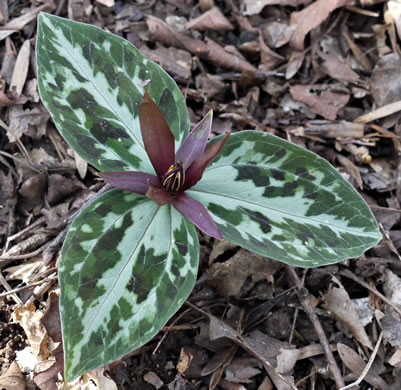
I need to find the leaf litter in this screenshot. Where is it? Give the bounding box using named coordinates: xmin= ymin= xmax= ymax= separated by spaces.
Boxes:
xmin=0 ymin=0 xmax=400 ymax=389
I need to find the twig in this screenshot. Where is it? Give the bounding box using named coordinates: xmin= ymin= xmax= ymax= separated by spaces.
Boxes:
xmin=0 ymin=272 xmax=22 ymax=304
xmin=340 ymin=269 xmax=401 ymax=317
xmin=0 ymin=275 xmax=58 ymax=298
xmin=286 ymin=265 xmax=345 ymax=389
xmin=339 ymin=331 xmax=383 ymax=390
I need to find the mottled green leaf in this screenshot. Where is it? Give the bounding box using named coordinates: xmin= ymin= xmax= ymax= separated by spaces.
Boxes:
xmin=59 ymin=190 xmax=198 ymax=381
xmin=36 ymin=13 xmax=189 ymax=173
xmin=189 ymin=131 xmax=381 ymax=268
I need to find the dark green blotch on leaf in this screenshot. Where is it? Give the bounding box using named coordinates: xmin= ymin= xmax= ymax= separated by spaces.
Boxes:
xmin=176 ymin=241 xmax=188 ymax=256
xmin=208 ymin=203 xmax=243 ymax=225
xmin=244 ymin=208 xmax=271 ymax=233
xmin=132 ymin=246 xmax=165 ymax=304
xmin=235 ymin=165 xmax=270 ymax=187
xmin=91 ymin=119 xmax=129 ymax=144
xmin=283 ymin=181 xmax=299 ymax=197
xmin=271 ymin=168 xmax=285 ymax=181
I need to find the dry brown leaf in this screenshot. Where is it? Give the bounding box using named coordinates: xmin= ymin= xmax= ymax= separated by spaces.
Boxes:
xmin=319 ymin=52 xmax=359 ymax=83
xmin=88 ymin=367 xmax=119 ymax=390
xmin=9 ymin=39 xmax=31 ymax=98
xmin=389 ymin=347 xmax=401 ymax=367
xmin=177 ymin=347 xmax=193 ymax=375
xmin=337 ymin=343 xmax=387 ymax=389
xmin=324 ymin=284 xmax=373 ymax=350
xmin=290 ymin=84 xmax=349 ymax=120
xmin=290 ymin=0 xmax=349 ymax=50
xmin=18 ymin=171 xmax=47 ymax=212
xmin=225 ymin=357 xmax=262 ymax=383
xmin=1 ymin=38 xmax=16 ymax=84
xmin=208 ymin=249 xmax=281 ymax=298
xmin=13 ymin=303 xmax=48 ymax=360
xmin=370 ymin=53 xmax=401 ymax=107
xmin=186 ymin=7 xmax=233 ymax=31
xmin=33 ymin=345 xmax=64 ymax=390
xmin=388 ymin=1 xmax=401 ymax=41
xmin=243 ymin=0 xmax=312 ymax=15
xmin=7 ymin=106 xmax=49 ymax=142
xmin=0 ymin=361 xmax=26 ymax=390
xmin=259 ymin=34 xmax=285 ymax=71
xmin=285 ymin=51 xmax=305 ymax=80
xmin=41 ymin=292 xmax=62 ymax=343
xmin=47 ymin=174 xmax=83 ymax=206
xmin=336 ymin=154 xmax=363 ymax=189
xmin=139 ymin=45 xmax=192 ymax=81
xmin=263 ymin=22 xmax=296 ymax=48
xmin=96 ymin=0 xmax=115 ymax=7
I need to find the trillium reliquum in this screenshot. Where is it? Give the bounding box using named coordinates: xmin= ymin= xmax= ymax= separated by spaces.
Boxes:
xmin=36 ymin=13 xmax=382 ymax=382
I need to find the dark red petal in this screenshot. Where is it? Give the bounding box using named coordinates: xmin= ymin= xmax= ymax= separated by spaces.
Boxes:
xmin=172 ymin=192 xmax=222 ymax=239
xmin=139 ymin=90 xmax=175 ymax=177
xmin=146 ymin=181 xmax=172 ymax=205
xmin=175 ymin=110 xmax=213 ymax=169
xmin=183 ymin=131 xmax=231 ymax=190
xmin=99 ymin=171 xmax=160 ymax=194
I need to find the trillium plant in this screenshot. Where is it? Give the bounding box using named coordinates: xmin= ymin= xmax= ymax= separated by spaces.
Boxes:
xmin=36 ymin=13 xmax=382 ymax=382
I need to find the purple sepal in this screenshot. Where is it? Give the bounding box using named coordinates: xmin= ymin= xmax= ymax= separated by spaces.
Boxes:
xmin=175 ymin=110 xmax=213 ymax=169
xmin=139 ymin=91 xmax=175 ymax=178
xmin=172 ymin=192 xmax=223 ymax=240
xmin=99 ymin=171 xmax=160 ymax=195
xmin=184 ymin=131 xmax=230 ymax=190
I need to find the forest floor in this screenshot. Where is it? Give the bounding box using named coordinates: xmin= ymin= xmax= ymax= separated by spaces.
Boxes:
xmin=0 ymin=0 xmax=401 ymax=389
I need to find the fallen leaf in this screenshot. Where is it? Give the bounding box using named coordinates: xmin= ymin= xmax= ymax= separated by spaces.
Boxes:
xmin=13 ymin=303 xmax=48 ymax=360
xmin=9 ymin=39 xmax=30 ymax=98
xmin=88 ymin=367 xmax=119 ymax=390
xmin=337 ymin=343 xmax=387 ymax=389
xmin=243 ymin=0 xmax=311 ymax=15
xmin=290 ymin=0 xmax=349 ymax=50
xmin=319 ymin=52 xmax=359 ymax=83
xmin=370 ymin=53 xmax=401 ymax=107
xmin=143 ymin=371 xmax=163 ymax=389
xmin=324 ymin=284 xmax=373 ymax=350
xmin=263 ymin=22 xmax=296 ymax=48
xmin=7 ymin=106 xmax=49 ymax=142
xmin=290 ymin=84 xmax=350 ymax=120
xmin=186 ymin=7 xmax=233 ymax=31
xmin=208 ymin=249 xmax=281 ymax=298
xmin=224 ymin=357 xmax=262 ymax=383
xmin=0 ymin=361 xmax=26 ymax=390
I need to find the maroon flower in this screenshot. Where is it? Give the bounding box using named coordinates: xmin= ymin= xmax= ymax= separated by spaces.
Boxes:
xmin=99 ymin=91 xmax=230 ymax=239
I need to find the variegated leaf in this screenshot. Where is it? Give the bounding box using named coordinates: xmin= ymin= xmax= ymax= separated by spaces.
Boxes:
xmin=36 ymin=13 xmax=189 ymax=173
xmin=59 ymin=189 xmax=198 ymax=381
xmin=189 ymin=131 xmax=381 ymax=268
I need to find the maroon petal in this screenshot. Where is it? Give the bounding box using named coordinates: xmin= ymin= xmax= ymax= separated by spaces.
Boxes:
xmin=175 ymin=110 xmax=213 ymax=169
xmin=99 ymin=171 xmax=160 ymax=195
xmin=139 ymin=90 xmax=175 ymax=177
xmin=146 ymin=181 xmax=172 ymax=205
xmin=173 ymin=192 xmax=222 ymax=239
xmin=183 ymin=131 xmax=231 ymax=190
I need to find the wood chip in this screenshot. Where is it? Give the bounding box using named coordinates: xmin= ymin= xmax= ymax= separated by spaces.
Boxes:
xmin=354 ymin=100 xmax=401 ymax=123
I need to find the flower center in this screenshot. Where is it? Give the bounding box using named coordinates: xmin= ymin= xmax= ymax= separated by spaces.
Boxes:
xmin=162 ymin=162 xmax=185 ymax=192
